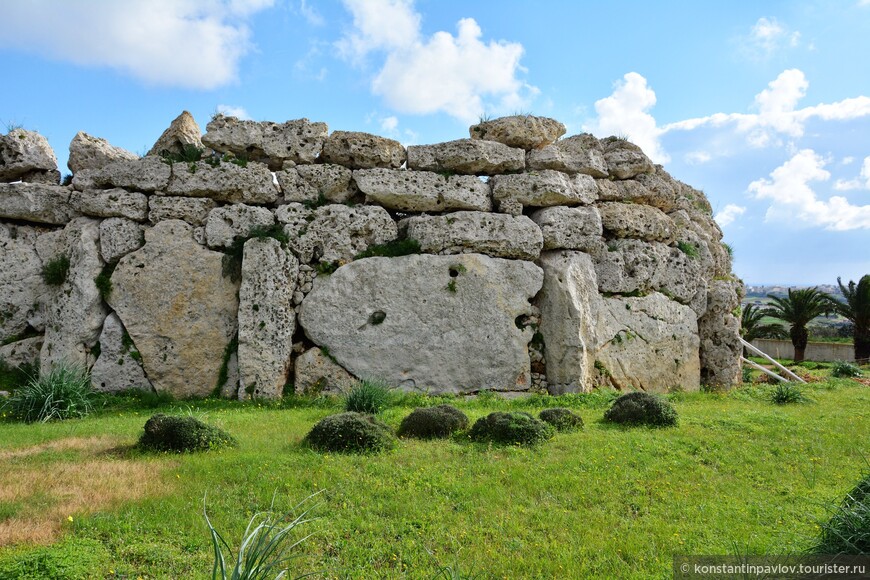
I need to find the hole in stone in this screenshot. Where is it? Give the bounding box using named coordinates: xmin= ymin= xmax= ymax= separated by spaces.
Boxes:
xmin=449 ymin=268 xmax=460 ymax=278
xmin=369 ymin=310 xmax=386 ymax=325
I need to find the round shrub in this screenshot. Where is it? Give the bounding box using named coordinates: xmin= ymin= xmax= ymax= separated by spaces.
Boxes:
xmin=138 ymin=413 xmax=236 ymax=452
xmin=813 ymin=472 xmax=870 ymax=554
xmin=469 ymin=411 xmax=554 ymax=446
xmin=397 ymin=405 xmax=469 ymax=439
xmin=603 ymin=392 xmax=677 ymax=427
xmin=304 ymin=412 xmax=395 ymax=453
xmin=539 ymin=407 xmax=584 ymax=432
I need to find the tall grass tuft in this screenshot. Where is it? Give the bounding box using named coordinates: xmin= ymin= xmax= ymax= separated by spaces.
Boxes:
xmin=343 ymin=379 xmax=393 ymax=414
xmin=811 ymin=472 xmax=870 ymax=555
xmin=770 ymin=383 xmax=805 ymax=405
xmin=2 ymin=363 xmax=95 ymax=422
xmin=831 ymin=361 xmax=863 ymax=378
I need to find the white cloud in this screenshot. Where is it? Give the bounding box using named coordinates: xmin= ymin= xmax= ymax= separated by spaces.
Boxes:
xmin=714 ymin=204 xmax=746 ymax=226
xmin=299 ymin=0 xmax=324 ymax=26
xmin=843 ymin=156 xmax=856 ymax=165
xmin=742 ymin=17 xmax=801 ymax=60
xmin=834 ymin=156 xmax=870 ymax=190
xmin=0 ymin=0 xmax=273 ymax=90
xmin=380 ymin=116 xmax=399 ymax=133
xmin=216 ymin=104 xmax=251 ymax=119
xmin=748 ymin=149 xmax=870 ymax=230
xmin=338 ymin=0 xmax=532 ymax=123
xmin=685 ymin=151 xmax=712 ymax=165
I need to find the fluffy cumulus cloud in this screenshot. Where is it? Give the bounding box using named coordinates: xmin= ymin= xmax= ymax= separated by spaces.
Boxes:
xmin=215 ymin=104 xmax=251 ymax=120
xmin=0 ymin=0 xmax=274 ymax=89
xmin=337 ymin=0 xmax=533 ymax=123
xmin=834 ymin=156 xmax=870 ymax=190
xmin=741 ymin=17 xmax=801 ymax=60
xmin=714 ymin=204 xmax=747 ymax=227
xmin=748 ymin=149 xmax=870 ymax=230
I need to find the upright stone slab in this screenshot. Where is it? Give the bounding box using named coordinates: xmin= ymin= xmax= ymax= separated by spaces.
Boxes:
xmin=401 ymin=211 xmax=543 ymax=260
xmin=108 ymin=220 xmax=238 ymax=398
xmin=407 ymin=139 xmax=525 ymax=175
xmin=68 ymin=132 xmax=138 ymax=173
xmin=90 ymin=313 xmax=154 ymax=393
xmin=353 ymin=168 xmax=491 ymax=212
xmin=299 ymin=254 xmax=543 ymax=393
xmin=0 ymin=224 xmax=48 ymax=343
xmin=698 ymin=280 xmax=742 ymax=389
xmin=237 ymin=237 xmax=298 ymax=399
xmin=202 ymin=115 xmax=327 ymax=168
xmin=147 ymin=111 xmax=203 ymax=157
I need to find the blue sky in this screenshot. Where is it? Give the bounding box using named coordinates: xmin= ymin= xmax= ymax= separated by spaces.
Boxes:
xmin=2 ymin=0 xmax=869 ymax=285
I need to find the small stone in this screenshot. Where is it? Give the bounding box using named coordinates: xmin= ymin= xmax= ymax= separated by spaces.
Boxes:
xmin=354 ymin=168 xmax=492 ymax=212
xmin=407 ymin=139 xmax=525 ymax=175
xmin=528 ymin=134 xmax=608 ymax=177
xmin=320 ymin=131 xmax=405 ymax=169
xmin=530 ymin=206 xmax=604 ymax=252
xmin=294 ymin=347 xmax=357 ymax=395
xmin=597 ymin=202 xmax=675 ymax=243
xmin=401 ymin=211 xmax=543 ymax=260
xmin=600 ymin=137 xmax=655 ymax=180
xmin=90 ymin=313 xmax=154 ymax=393
xmin=164 ymin=160 xmax=278 ymax=204
xmin=74 ymin=156 xmax=171 ymax=193
xmin=204 ymin=204 xmax=275 ymax=249
xmin=148 ymin=196 xmax=217 ymax=226
xmin=70 ymin=188 xmax=149 ymax=221
xmin=99 ymin=217 xmax=145 ymax=264
xmin=469 ymin=115 xmax=566 ymax=149
xmin=276 ymin=164 xmax=354 ymax=204
xmin=0 ymin=182 xmax=78 ymax=225
xmin=491 ymin=169 xmax=597 ymax=207
xmin=147 ymin=111 xmax=203 ymax=157
xmin=68 ymin=132 xmax=138 ymax=174
xmin=0 ymin=129 xmax=58 ymax=182
xmin=202 ymin=115 xmax=328 ymax=169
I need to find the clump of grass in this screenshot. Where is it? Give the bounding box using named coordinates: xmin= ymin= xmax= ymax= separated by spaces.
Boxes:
xmin=676 ymin=241 xmax=699 ymax=259
xmin=2 ymin=363 xmax=95 ymax=423
xmin=302 ymin=192 xmax=329 ymax=210
xmin=469 ymin=411 xmax=554 ymax=446
xmin=138 ymin=413 xmax=236 ymax=453
xmin=304 ymin=412 xmax=395 ymax=453
xmin=94 ymin=263 xmax=116 ymax=302
xmin=354 ymin=239 xmax=421 ymax=260
xmin=811 ymin=472 xmax=870 ymax=555
xmin=343 ymin=380 xmax=392 ymax=414
xmin=770 ymin=383 xmax=806 ymax=405
xmin=42 ymin=255 xmax=70 ymax=286
xmin=159 ymin=144 xmax=204 ymax=164
xmin=603 ymin=392 xmax=678 ymax=427
xmin=831 ymin=361 xmax=863 ymax=378
xmin=397 ymin=405 xmax=469 ymax=439
xmin=539 ymin=408 xmax=584 ymax=432
xmin=314 ymin=261 xmax=340 ymax=276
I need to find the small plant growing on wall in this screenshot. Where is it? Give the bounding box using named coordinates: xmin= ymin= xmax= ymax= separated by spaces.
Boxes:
xmin=42 ymin=255 xmax=70 ymax=286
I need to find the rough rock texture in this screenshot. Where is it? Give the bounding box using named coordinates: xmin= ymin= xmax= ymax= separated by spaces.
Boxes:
xmin=531 ymin=206 xmax=603 ymax=252
xmin=528 ymin=134 xmax=608 ymax=177
xmin=204 ymin=204 xmax=275 ymax=249
xmin=148 ymin=196 xmax=216 ymax=226
xmin=108 ymin=220 xmax=238 ymax=398
xmin=99 ymin=217 xmax=144 ymax=264
xmin=0 ymin=336 xmax=43 ymax=369
xmin=237 ymin=237 xmax=298 ymax=400
xmin=277 ymin=164 xmax=354 ymax=204
xmin=598 ymin=202 xmax=675 ymax=243
xmin=320 ymin=131 xmax=405 ymax=169
xmin=0 ymin=129 xmax=58 ymax=182
xmin=600 ymin=137 xmax=656 ymax=180
xmin=491 ymin=170 xmax=597 ymax=207
xmin=0 ymin=183 xmax=77 ymax=224
xmin=147 ymin=111 xmax=203 ymax=157
xmin=299 ymin=254 xmax=543 ymax=393
xmin=401 ymin=211 xmax=543 ymax=260
xmin=70 ymin=188 xmax=149 ymax=221
xmin=73 ymin=157 xmax=171 ymax=193
xmin=294 ymin=347 xmax=357 ymax=395
xmin=469 ymin=115 xmax=566 ymax=150
xmin=407 ymin=139 xmax=525 ymax=175
xmin=90 ymin=313 xmax=154 ymax=393
xmin=68 ymin=132 xmax=138 ymax=174
xmin=278 ymin=203 xmax=397 ymax=263
xmin=202 ymin=115 xmax=328 ymax=169
xmin=0 ymin=224 xmax=47 ymax=343
xmin=596 ymin=169 xmax=679 ymax=211
xmin=354 ymin=168 xmax=491 ymax=212
xmin=164 ymin=160 xmax=278 ymax=204
xmin=698 ymin=279 xmax=742 ymax=389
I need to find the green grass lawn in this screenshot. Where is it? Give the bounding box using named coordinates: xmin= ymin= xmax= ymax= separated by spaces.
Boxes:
xmin=0 ymin=380 xmax=868 ymax=579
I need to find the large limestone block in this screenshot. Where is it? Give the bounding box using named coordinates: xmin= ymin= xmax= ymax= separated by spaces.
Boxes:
xmin=237 ymin=238 xmax=298 ymax=399
xmin=0 ymin=129 xmax=58 ymax=182
xmin=598 ymin=202 xmax=675 ymax=243
xmin=276 ymin=164 xmax=354 ymax=204
xmin=202 ymin=115 xmax=327 ymax=168
xmin=164 ymin=160 xmax=278 ymax=204
xmin=148 ymin=196 xmax=216 ymax=226
xmin=596 ymin=169 xmax=680 ymax=211
xmin=99 ymin=218 xmax=144 ymax=264
xmin=108 ymin=220 xmax=239 ymax=398
xmin=530 ymin=206 xmax=604 ymax=252
xmin=73 ymin=157 xmax=171 ymax=193
xmin=600 ymin=137 xmax=655 ymax=180
xmin=70 ymin=188 xmax=149 ymax=221
xmin=0 ymin=224 xmax=48 ymax=342
xmin=407 ymin=139 xmax=525 ymax=175
xmin=68 ymin=132 xmax=138 ymax=174
xmin=299 ymin=254 xmax=543 ymax=393
xmin=294 ymin=347 xmax=357 ymax=395
xmin=0 ymin=336 xmax=43 ymax=369
xmin=469 ymin=115 xmax=566 ymax=150
xmin=36 ymin=218 xmax=107 ymax=373
xmin=353 ymin=168 xmax=492 ymax=212
xmin=698 ymin=280 xmax=742 ymax=389
xmin=90 ymin=313 xmax=154 ymax=393
xmin=491 ymin=170 xmax=597 ymax=207
xmin=204 ymin=204 xmax=275 ymax=249
xmin=320 ymin=131 xmax=405 ymax=169
xmin=0 ymin=183 xmax=77 ymax=224
xmin=401 ymin=211 xmax=543 ymax=260
xmin=527 ymin=134 xmax=608 ymax=177
xmin=147 ymin=111 xmax=203 ymax=157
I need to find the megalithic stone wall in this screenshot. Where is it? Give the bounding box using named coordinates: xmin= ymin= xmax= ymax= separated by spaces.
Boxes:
xmin=0 ymin=112 xmax=743 ymax=399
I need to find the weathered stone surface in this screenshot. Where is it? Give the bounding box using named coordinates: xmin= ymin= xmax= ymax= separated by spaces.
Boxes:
xmin=401 ymin=211 xmax=542 ymax=260
xmin=68 ymin=132 xmax=138 ymax=174
xmin=320 ymin=131 xmax=405 ymax=169
xmin=73 ymin=157 xmax=171 ymax=193
xmin=600 ymin=137 xmax=655 ymax=180
xmin=0 ymin=129 xmax=58 ymax=182
xmin=491 ymin=170 xmax=597 ymax=207
xmin=36 ymin=218 xmax=107 ymax=373
xmin=469 ymin=115 xmax=566 ymax=149
xmin=299 ymin=254 xmax=543 ymax=394
xmin=202 ymin=115 xmax=327 ymax=168
xmin=0 ymin=224 xmax=47 ymax=343
xmin=90 ymin=313 xmax=154 ymax=393
xmin=527 ymin=134 xmax=608 ymax=177
xmin=164 ymin=160 xmax=278 ymax=204
xmin=0 ymin=183 xmax=77 ymax=224
xmin=204 ymin=204 xmax=275 ymax=249
xmin=279 ymin=203 xmax=397 ymax=263
xmin=237 ymin=238 xmax=298 ymax=400
xmin=354 ymin=168 xmax=492 ymax=212
xmin=294 ymin=347 xmax=357 ymax=395
xmin=699 ymin=279 xmax=742 ymax=389
xmin=108 ymin=220 xmax=238 ymax=398
xmin=597 ymin=169 xmax=680 ymax=211
xmin=147 ymin=111 xmax=203 ymax=157
xmin=276 ymin=164 xmax=354 ymax=204
xmin=407 ymin=139 xmax=525 ymax=175
xmin=148 ymin=196 xmax=216 ymax=226
xmin=530 ymin=206 xmax=604 ymax=252
xmin=598 ymin=202 xmax=675 ymax=242
xmin=0 ymin=336 xmax=43 ymax=369
xmin=70 ymin=188 xmax=148 ymax=221
xmin=99 ymin=218 xmax=144 ymax=264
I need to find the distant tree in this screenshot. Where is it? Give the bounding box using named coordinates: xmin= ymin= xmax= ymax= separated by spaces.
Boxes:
xmin=740 ymin=303 xmax=788 ymax=343
xmin=828 ymin=275 xmax=870 ymax=363
xmin=764 ymin=288 xmax=832 ymax=362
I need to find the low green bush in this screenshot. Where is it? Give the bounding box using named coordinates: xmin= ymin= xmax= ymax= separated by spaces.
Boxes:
xmin=354 ymin=238 xmax=421 ymax=260
xmin=41 ymin=255 xmax=70 ymax=286
xmin=831 ymin=361 xmax=863 ymax=378
xmin=343 ymin=380 xmax=392 ymax=414
xmin=539 ymin=407 xmax=584 ymax=432
xmin=811 ymin=472 xmax=870 ymax=554
xmin=138 ymin=413 xmax=236 ymax=452
xmin=603 ymin=392 xmax=677 ymax=427
xmin=469 ymin=411 xmax=554 ymax=446
xmin=304 ymin=412 xmax=395 ymax=454
xmin=397 ymin=404 xmax=469 ymax=439
xmin=2 ymin=363 xmax=95 ymax=423
xmin=770 ymin=383 xmax=805 ymax=405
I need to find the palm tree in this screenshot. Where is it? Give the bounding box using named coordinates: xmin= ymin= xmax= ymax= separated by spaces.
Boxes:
xmin=763 ymin=287 xmax=831 ymax=362
xmin=828 ymin=275 xmax=870 ymax=363
xmin=740 ymin=303 xmax=788 ymax=343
